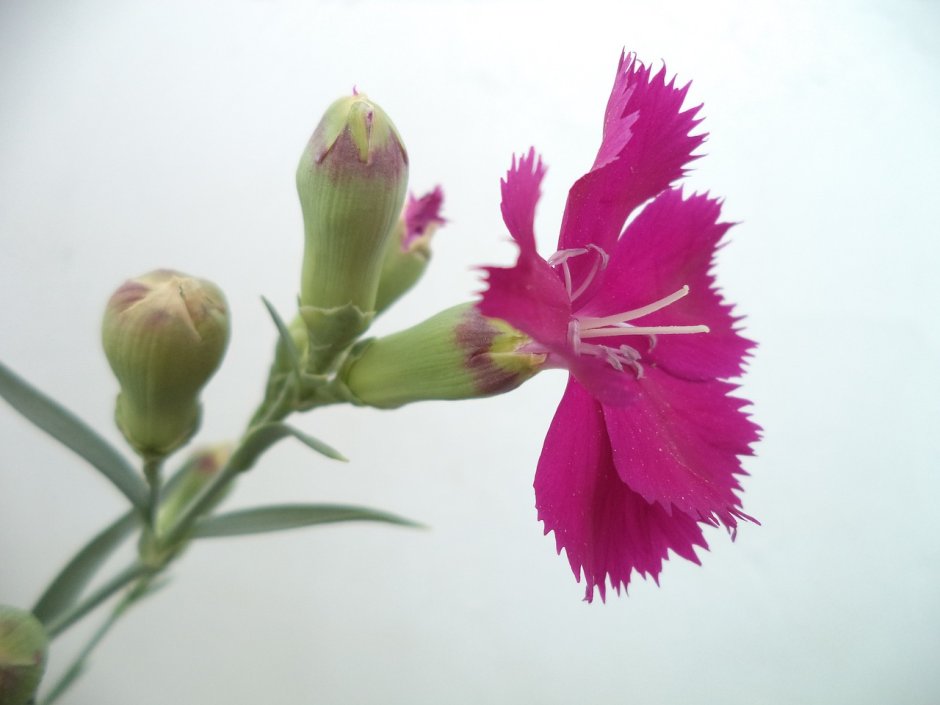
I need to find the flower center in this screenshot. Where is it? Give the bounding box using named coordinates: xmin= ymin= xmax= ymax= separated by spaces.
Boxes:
xmin=549 ymin=247 xmax=710 ymax=377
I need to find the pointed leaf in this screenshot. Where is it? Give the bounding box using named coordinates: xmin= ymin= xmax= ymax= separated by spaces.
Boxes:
xmin=0 ymin=360 xmax=149 ymax=510
xmin=281 ymin=424 xmax=347 ymax=461
xmin=192 ymin=503 xmax=422 ymax=538
xmin=261 ymin=296 xmax=301 ymax=378
xmin=32 ymin=511 xmax=138 ymax=624
xmin=42 ymin=660 xmax=88 ymax=705
xmin=230 ymin=422 xmax=346 ymax=473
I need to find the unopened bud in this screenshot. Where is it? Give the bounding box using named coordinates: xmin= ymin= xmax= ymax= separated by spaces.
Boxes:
xmin=297 ymin=91 xmax=409 ymax=316
xmin=375 ymin=187 xmax=446 ymax=313
xmin=102 ymin=270 xmax=230 ymax=459
xmin=156 ymin=444 xmax=232 ymax=535
xmin=339 ymin=304 xmax=545 ymax=408
xmin=0 ymin=605 xmax=47 ymax=705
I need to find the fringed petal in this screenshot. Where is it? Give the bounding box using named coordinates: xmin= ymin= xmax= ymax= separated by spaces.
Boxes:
xmin=558 ymin=54 xmax=706 ymax=274
xmin=500 ymin=148 xmax=546 ymax=257
xmin=479 ymin=256 xmax=571 ymax=352
xmin=535 ymin=378 xmax=709 ymax=602
xmin=586 ymin=188 xmax=753 ymax=381
xmin=602 ymin=366 xmax=760 ymax=529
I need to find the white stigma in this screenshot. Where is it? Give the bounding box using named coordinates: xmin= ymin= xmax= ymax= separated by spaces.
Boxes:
xmin=549 ymin=245 xmax=609 ymax=300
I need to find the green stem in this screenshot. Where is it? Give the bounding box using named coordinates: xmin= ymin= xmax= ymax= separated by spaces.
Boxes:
xmin=159 ymin=379 xmax=297 ymax=549
xmin=253 ymin=376 xmax=294 ymax=429
xmin=143 ymin=458 xmax=163 ymax=533
xmin=45 ymin=562 xmax=150 ymax=639
xmin=41 ymin=577 xmax=156 ymax=704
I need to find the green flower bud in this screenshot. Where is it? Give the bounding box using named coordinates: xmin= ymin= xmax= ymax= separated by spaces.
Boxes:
xmin=339 ymin=304 xmax=545 ymax=409
xmin=138 ymin=443 xmax=234 ymax=567
xmin=0 ymin=605 xmax=47 ymax=705
xmin=375 ymin=186 xmax=446 ymax=314
xmin=156 ymin=444 xmax=232 ymax=535
xmin=102 ymin=270 xmax=230 ymax=459
xmin=297 ymin=91 xmax=409 ymax=314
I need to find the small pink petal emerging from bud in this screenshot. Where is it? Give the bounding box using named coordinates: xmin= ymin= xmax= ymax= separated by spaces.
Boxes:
xmin=402 ymin=186 xmax=446 ymax=250
xmin=374 ymin=186 xmax=447 ymax=313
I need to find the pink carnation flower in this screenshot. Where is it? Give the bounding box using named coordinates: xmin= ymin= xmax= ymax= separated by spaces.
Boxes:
xmin=479 ymin=52 xmax=760 ymax=602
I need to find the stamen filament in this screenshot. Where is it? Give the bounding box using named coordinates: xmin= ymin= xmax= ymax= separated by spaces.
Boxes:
xmin=567 ymin=319 xmax=582 ymax=349
xmin=579 ymin=324 xmax=710 ymax=339
xmin=580 ymin=286 xmax=690 ymax=329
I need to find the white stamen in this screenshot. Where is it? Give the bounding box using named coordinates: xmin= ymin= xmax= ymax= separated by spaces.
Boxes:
xmin=548 ymin=248 xmax=709 ymax=377
xmin=567 ymin=319 xmax=582 ymax=350
xmin=580 ymin=285 xmax=691 ymax=329
xmin=580 ymin=342 xmax=645 ymax=377
xmin=579 ymin=324 xmax=710 ymax=339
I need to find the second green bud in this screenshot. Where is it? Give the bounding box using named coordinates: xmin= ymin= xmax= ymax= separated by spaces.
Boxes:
xmin=297 ymin=91 xmax=408 ymax=317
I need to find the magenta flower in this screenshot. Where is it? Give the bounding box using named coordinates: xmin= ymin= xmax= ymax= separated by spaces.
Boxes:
xmin=479 ymin=52 xmax=759 ymax=601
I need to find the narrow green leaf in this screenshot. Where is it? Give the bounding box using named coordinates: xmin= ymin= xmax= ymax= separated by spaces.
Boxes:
xmin=0 ymin=360 xmax=148 ymax=510
xmin=42 ymin=660 xmax=87 ymax=705
xmin=32 ymin=511 xmax=138 ymax=625
xmin=45 ymin=561 xmax=150 ymax=638
xmin=230 ymin=422 xmax=346 ymax=472
xmin=261 ymin=296 xmax=301 ymax=378
xmin=281 ymin=424 xmax=348 ymax=461
xmin=192 ymin=503 xmax=422 ymax=539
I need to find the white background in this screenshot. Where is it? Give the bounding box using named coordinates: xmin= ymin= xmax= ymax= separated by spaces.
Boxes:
xmin=1 ymin=1 xmax=938 ymax=703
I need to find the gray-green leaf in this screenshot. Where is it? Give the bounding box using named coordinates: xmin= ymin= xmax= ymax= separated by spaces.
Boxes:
xmin=32 ymin=511 xmax=138 ymax=625
xmin=192 ymin=504 xmax=422 ymax=538
xmin=261 ymin=296 xmax=301 ymax=378
xmin=0 ymin=360 xmax=149 ymax=510
xmin=230 ymin=422 xmax=346 ymax=472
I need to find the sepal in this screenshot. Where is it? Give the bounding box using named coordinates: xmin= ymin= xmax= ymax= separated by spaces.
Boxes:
xmin=298 ymin=303 xmax=374 ymax=373
xmin=339 ymin=304 xmax=545 ymax=408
